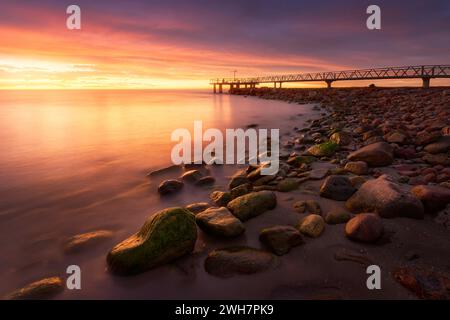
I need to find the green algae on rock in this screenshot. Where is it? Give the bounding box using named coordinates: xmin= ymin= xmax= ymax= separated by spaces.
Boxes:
xmin=307 ymin=141 xmax=339 ymax=157
xmin=227 ymin=191 xmax=277 ymax=221
xmin=107 ymin=207 xmax=197 ymax=275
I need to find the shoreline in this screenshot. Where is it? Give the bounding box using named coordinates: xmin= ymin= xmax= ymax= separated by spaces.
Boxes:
xmin=4 ymin=88 xmax=450 ymax=300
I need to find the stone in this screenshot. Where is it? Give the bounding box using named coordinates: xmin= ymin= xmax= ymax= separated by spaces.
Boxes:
xmin=64 ymin=230 xmax=114 ymax=253
xmin=329 ymin=131 xmax=352 ymax=146
xmin=297 ymin=214 xmax=325 ymax=238
xmin=386 ymin=131 xmax=407 ymax=144
xmin=210 ymin=191 xmax=232 ymax=206
xmin=158 ymin=179 xmax=184 ymax=195
xmin=308 ymin=169 xmax=330 ymax=180
xmin=410 ymin=185 xmax=450 ymax=213
xmin=346 ymin=175 xmax=424 ymax=219
xmin=347 ymin=142 xmax=394 ymax=167
xmin=345 ymin=213 xmax=383 ymax=243
xmin=307 ymin=141 xmax=339 ymax=157
xmin=185 ymin=202 xmax=211 ymax=214
xmin=196 ymin=207 xmax=245 ymax=238
xmin=424 ymin=136 xmax=450 ymax=154
xmin=259 ymin=226 xmax=304 ymax=255
xmin=422 ymin=153 xmax=450 ymax=166
xmin=344 ymin=161 xmax=369 ymax=175
xmin=349 ymin=176 xmax=367 ymax=188
xmin=228 ymin=175 xmax=249 ymax=189
xmin=416 ymin=130 xmax=440 ymax=145
xmin=287 ymin=155 xmax=316 ymax=166
xmin=393 ymin=267 xmax=450 ymax=299
xmin=204 ymin=247 xmax=277 ymax=277
xmin=106 ymin=207 xmax=197 ymax=275
xmin=324 ymin=209 xmax=351 ymax=224
xmin=5 ymin=277 xmax=64 ymax=300
xmin=195 ymin=176 xmax=216 ymax=186
xmin=277 ymin=178 xmax=300 ymax=192
xmin=320 ymin=175 xmax=357 ymax=201
xmin=180 ymin=169 xmax=203 ymax=183
xmin=227 ymin=191 xmax=277 ymax=221
xmin=230 ymin=183 xmax=253 ymax=199
xmin=293 ymin=200 xmax=321 ymax=214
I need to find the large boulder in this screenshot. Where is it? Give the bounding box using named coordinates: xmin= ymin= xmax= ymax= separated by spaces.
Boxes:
xmin=410 ymin=185 xmax=450 ymax=213
xmin=259 ymin=226 xmax=304 ymax=255
xmin=345 ymin=213 xmax=383 ymax=243
xmin=196 ymin=207 xmax=245 ymax=238
xmin=227 ymin=191 xmax=277 ymax=221
xmin=5 ymin=277 xmax=64 ymax=300
xmin=347 ymin=142 xmax=394 ymax=167
xmin=320 ymin=175 xmax=357 ymax=201
xmin=204 ymin=247 xmax=278 ymax=277
xmin=346 ymin=175 xmax=424 ymax=219
xmin=107 ymin=207 xmax=197 ymax=275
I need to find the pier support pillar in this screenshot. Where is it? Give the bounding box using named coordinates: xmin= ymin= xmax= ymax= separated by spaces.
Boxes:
xmin=219 ymin=84 xmax=223 ymax=93
xmin=422 ymin=77 xmax=430 ymax=88
xmin=325 ymin=80 xmax=333 ymax=89
xmin=279 ymin=82 xmax=282 ymax=88
xmin=213 ymin=84 xmax=216 ymax=94
xmin=236 ymin=84 xmax=240 ymax=89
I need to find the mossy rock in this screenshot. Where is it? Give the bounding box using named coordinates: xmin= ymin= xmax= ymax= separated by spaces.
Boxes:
xmin=307 ymin=141 xmax=339 ymax=157
xmin=287 ymin=156 xmax=316 ymax=166
xmin=227 ymin=191 xmax=277 ymax=221
xmin=107 ymin=207 xmax=197 ymax=275
xmin=297 ymin=214 xmax=325 ymax=238
xmin=277 ymin=178 xmax=300 ymax=192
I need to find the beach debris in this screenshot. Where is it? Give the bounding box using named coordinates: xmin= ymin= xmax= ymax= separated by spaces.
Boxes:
xmin=107 ymin=207 xmax=197 ymax=275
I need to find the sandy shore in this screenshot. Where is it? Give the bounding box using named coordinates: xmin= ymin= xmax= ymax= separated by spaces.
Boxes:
xmin=5 ymin=88 xmax=450 ymax=300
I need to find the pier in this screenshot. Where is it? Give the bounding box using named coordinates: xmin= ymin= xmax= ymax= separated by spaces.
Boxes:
xmin=211 ymin=65 xmax=450 ymax=92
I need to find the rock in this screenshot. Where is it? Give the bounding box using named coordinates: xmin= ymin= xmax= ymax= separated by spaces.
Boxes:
xmin=5 ymin=277 xmax=64 ymax=300
xmin=330 ymin=131 xmax=352 ymax=146
xmin=297 ymin=214 xmax=325 ymax=238
xmin=204 ymin=247 xmax=277 ymax=277
xmin=344 ymin=161 xmax=369 ymax=175
xmin=293 ymin=200 xmax=321 ymax=214
xmin=227 ymin=191 xmax=277 ymax=221
xmin=393 ymin=267 xmax=450 ymax=299
xmin=277 ymin=178 xmax=300 ymax=192
xmin=253 ymin=175 xmax=276 ymax=186
xmin=107 ymin=207 xmax=197 ymax=275
xmin=424 ymin=136 xmax=450 ymax=154
xmin=195 ymin=176 xmax=216 ymax=186
xmin=307 ymin=141 xmax=339 ymax=157
xmin=347 ymin=142 xmax=394 ymax=167
xmin=422 ymin=153 xmax=450 ymax=166
xmin=210 ymin=191 xmax=232 ymax=206
xmin=416 ymin=130 xmax=440 ymax=145
xmin=410 ymin=185 xmax=450 ymax=213
xmin=320 ymin=175 xmax=357 ymax=201
xmin=180 ymin=169 xmax=203 ymax=183
xmin=158 ymin=179 xmax=184 ymax=195
xmin=228 ymin=175 xmax=249 ymax=189
xmin=259 ymin=226 xmax=304 ymax=255
xmin=147 ymin=165 xmax=181 ymax=177
xmin=185 ymin=202 xmax=211 ymax=214
xmin=324 ymin=209 xmax=351 ymax=224
xmin=349 ymin=176 xmax=367 ymax=188
xmin=308 ymin=169 xmax=330 ymax=180
xmin=287 ymin=155 xmax=316 ymax=166
xmin=345 ymin=213 xmax=383 ymax=243
xmin=64 ymin=230 xmax=114 ymax=253
xmin=196 ymin=207 xmax=245 ymax=238
xmin=346 ymin=175 xmax=424 ymax=219
xmin=386 ymin=131 xmax=407 ymax=144
xmin=230 ymin=183 xmax=253 ymax=199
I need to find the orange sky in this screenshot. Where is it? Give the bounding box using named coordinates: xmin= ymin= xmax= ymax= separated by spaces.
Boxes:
xmin=1 ymin=1 xmax=449 ymax=89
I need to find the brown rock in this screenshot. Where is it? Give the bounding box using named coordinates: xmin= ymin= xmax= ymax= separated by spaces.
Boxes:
xmin=411 ymin=185 xmax=450 ymax=213
xmin=347 ymin=142 xmax=394 ymax=167
xmin=259 ymin=226 xmax=304 ymax=255
xmin=345 ymin=213 xmax=383 ymax=243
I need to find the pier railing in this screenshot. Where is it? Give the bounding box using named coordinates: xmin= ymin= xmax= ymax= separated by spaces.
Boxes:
xmin=210 ymin=65 xmax=450 ymax=91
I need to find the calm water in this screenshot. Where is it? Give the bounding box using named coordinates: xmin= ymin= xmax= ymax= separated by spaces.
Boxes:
xmin=0 ymin=90 xmax=318 ymax=298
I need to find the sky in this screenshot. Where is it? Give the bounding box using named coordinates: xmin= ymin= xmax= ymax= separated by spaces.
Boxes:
xmin=0 ymin=0 xmax=449 ymax=89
